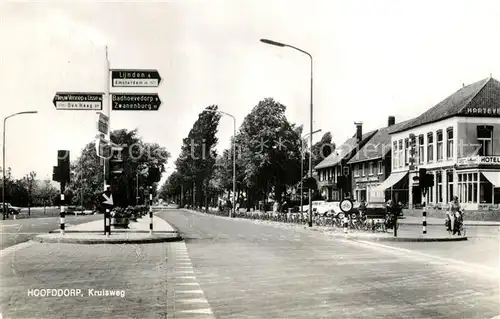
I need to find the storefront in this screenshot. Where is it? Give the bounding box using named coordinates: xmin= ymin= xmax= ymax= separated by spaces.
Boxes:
xmin=353 ymin=175 xmax=383 ymax=202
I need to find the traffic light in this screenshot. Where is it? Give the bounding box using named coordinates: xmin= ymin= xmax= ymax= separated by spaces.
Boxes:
xmin=147 ymin=167 xmax=162 ymax=184
xmin=107 ymin=146 xmax=124 ymax=182
xmin=418 ymin=168 xmax=427 ymax=186
xmin=52 ymin=150 xmax=70 ymax=183
xmin=425 ymin=173 xmax=435 ymax=188
xmin=302 ymin=177 xmax=317 ymax=190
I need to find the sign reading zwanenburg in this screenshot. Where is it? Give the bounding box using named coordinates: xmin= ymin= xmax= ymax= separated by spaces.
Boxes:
xmin=53 ymin=92 xmax=103 ymax=110
xmin=111 ymin=93 xmax=162 ymax=111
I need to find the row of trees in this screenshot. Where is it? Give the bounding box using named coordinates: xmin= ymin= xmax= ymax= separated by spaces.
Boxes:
xmin=1 ymin=168 xmax=59 ymax=213
xmin=159 ymin=98 xmax=336 ymax=211
xmin=65 ymin=129 xmax=170 ymax=209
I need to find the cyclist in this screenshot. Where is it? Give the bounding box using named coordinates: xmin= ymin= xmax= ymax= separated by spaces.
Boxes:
xmin=447 ymin=196 xmax=463 ymax=235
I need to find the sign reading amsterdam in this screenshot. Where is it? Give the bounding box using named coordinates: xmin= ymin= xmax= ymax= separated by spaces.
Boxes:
xmin=111 ymin=69 xmax=161 ymax=87
xmin=111 ymin=93 xmax=162 ymax=111
xmin=53 ymin=92 xmax=103 ymax=110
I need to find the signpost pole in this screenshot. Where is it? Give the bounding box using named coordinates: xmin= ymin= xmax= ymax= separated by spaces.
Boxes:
xmin=104 ymin=46 xmax=111 ymax=192
xmin=60 ymin=182 xmax=65 ymax=235
xmin=149 ymin=186 xmax=153 ymax=235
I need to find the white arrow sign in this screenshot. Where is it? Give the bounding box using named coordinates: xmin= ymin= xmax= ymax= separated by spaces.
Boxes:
xmin=102 ymin=193 xmax=114 ymax=205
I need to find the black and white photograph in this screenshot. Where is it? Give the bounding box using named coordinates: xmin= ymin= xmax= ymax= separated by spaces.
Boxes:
xmin=0 ymin=0 xmax=499 ymax=318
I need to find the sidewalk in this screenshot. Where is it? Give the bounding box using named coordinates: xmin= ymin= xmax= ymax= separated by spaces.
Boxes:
xmin=184 ymin=209 xmax=467 ymax=242
xmin=399 ymin=216 xmax=500 ymax=226
xmin=34 ymin=215 xmax=182 ymax=244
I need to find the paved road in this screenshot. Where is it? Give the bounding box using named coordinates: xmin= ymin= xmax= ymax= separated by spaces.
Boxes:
xmin=159 ymin=209 xmax=499 ymax=319
xmin=0 ymin=214 xmax=102 ymax=250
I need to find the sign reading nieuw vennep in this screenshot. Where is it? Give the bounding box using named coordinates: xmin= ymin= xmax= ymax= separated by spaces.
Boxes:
xmin=111 ymin=93 xmax=162 ymax=111
xmin=53 ymin=92 xmax=103 ymax=110
xmin=111 ymin=69 xmax=161 ymax=87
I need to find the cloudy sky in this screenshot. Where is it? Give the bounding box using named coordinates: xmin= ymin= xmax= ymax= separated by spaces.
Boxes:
xmin=1 ymin=0 xmax=499 ymax=184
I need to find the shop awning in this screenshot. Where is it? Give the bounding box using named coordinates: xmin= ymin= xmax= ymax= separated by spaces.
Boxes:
xmin=482 ymin=171 xmax=500 ymax=187
xmin=372 ymin=171 xmax=408 ymax=192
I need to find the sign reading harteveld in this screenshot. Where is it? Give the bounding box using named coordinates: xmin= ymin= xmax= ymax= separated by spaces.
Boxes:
xmin=111 ymin=69 xmax=161 ymax=87
xmin=53 ymin=92 xmax=103 ymax=110
xmin=111 ymin=93 xmax=162 ymax=111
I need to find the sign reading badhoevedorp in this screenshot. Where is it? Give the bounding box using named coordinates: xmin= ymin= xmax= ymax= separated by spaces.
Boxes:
xmin=53 ymin=92 xmax=103 ymax=110
xmin=111 ymin=69 xmax=161 ymax=87
xmin=111 ymin=93 xmax=162 ymax=111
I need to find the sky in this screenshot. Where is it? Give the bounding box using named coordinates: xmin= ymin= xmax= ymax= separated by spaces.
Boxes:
xmin=1 ymin=0 xmax=500 ymax=185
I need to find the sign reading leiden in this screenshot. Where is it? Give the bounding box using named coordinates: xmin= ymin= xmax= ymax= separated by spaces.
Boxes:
xmin=111 ymin=69 xmax=161 ymax=87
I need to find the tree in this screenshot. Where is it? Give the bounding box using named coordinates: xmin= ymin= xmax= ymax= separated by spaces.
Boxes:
xmin=35 ymin=179 xmax=58 ymax=213
xmin=21 ymin=171 xmax=36 ymax=216
xmin=237 ymin=98 xmax=302 ymax=208
xmin=310 ymin=132 xmax=335 ymax=168
xmin=68 ymin=128 xmax=171 ymax=208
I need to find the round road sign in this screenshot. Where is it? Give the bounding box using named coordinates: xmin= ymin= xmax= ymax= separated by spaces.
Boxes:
xmin=340 ymin=199 xmax=353 ymax=213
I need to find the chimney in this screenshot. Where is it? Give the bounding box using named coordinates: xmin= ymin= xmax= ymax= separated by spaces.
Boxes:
xmin=388 ymin=116 xmax=395 ymax=127
xmin=354 ymin=122 xmax=363 ymax=143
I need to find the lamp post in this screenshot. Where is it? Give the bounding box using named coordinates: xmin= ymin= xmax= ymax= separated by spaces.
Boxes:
xmin=301 ymin=129 xmax=322 ymax=216
xmin=260 ymin=38 xmax=314 ymax=226
xmin=3 ymin=111 xmax=38 ymax=220
xmin=205 ymin=108 xmax=236 ymax=217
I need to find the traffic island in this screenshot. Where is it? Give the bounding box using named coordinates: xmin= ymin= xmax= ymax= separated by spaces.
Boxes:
xmin=33 ymin=214 xmax=183 ymax=244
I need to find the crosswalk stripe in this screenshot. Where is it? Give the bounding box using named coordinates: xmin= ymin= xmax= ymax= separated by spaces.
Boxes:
xmin=176 ymin=283 xmax=199 ymax=286
xmin=177 ymin=276 xmax=196 ymax=279
xmin=178 ymin=298 xmax=209 ymax=303
xmin=177 ymin=290 xmax=204 ymax=294
xmin=179 ymin=308 xmax=213 ymax=314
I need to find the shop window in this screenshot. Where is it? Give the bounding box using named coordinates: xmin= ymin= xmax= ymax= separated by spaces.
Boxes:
xmin=436 ymin=171 xmax=443 ymax=203
xmin=457 ymin=172 xmax=478 ymax=204
xmin=477 ymin=126 xmax=493 ymax=156
xmin=427 ymin=133 xmax=434 ymax=162
xmin=446 ymin=128 xmax=453 ymax=159
xmin=437 ymin=130 xmax=443 ymax=160
xmin=480 ymin=173 xmax=493 ymax=204
xmin=447 ymin=171 xmax=454 ymax=202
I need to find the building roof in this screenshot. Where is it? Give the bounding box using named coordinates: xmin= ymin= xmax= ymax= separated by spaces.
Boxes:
xmin=391 ymin=77 xmax=500 ymax=134
xmin=315 ymin=130 xmax=377 ymax=170
xmin=347 ymin=118 xmax=414 ymax=164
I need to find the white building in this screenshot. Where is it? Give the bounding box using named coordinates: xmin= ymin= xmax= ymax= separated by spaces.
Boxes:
xmin=376 ymin=76 xmax=500 ymax=210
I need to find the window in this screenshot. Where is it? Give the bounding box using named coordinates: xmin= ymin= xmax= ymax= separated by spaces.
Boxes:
xmin=457 ymin=172 xmax=478 ymax=203
xmin=362 ymin=163 xmax=366 ymax=176
xmin=446 ymin=128 xmax=453 ymax=159
xmin=393 ymin=141 xmax=398 ymax=168
xmin=354 ymin=164 xmax=359 ymax=177
xmin=378 ymin=161 xmax=383 ymax=175
xmin=447 ymin=170 xmax=454 ymax=202
xmin=480 ymin=173 xmax=493 ymax=204
xmin=436 ymin=171 xmax=443 ymax=203
xmin=404 ymin=138 xmax=409 ymax=166
xmin=427 ymin=133 xmax=434 ymax=162
xmin=418 ymin=135 xmax=424 ymax=164
xmin=399 ymin=140 xmax=404 ymax=167
xmin=369 ymin=162 xmax=374 ymax=175
xmin=477 ymin=126 xmax=493 ymax=156
xmin=437 ymin=130 xmax=443 ymax=160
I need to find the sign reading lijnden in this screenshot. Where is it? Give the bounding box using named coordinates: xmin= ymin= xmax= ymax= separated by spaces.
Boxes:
xmin=53 ymin=92 xmax=103 ymax=110
xmin=111 ymin=69 xmax=161 ymax=87
xmin=111 ymin=93 xmax=162 ymax=111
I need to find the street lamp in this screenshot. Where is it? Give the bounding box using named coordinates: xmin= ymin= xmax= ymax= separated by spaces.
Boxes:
xmin=301 ymin=129 xmax=322 ymax=217
xmin=205 ymin=108 xmax=236 ymax=218
xmin=3 ymin=111 xmax=38 ymax=220
xmin=260 ymin=38 xmax=314 ymax=227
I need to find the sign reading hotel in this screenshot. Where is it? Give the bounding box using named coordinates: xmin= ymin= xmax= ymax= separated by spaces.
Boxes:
xmin=111 ymin=69 xmax=161 ymax=87
xmin=457 ymin=156 xmax=500 ymax=166
xmin=111 ymin=93 xmax=162 ymax=111
xmin=53 ymin=92 xmax=103 ymax=110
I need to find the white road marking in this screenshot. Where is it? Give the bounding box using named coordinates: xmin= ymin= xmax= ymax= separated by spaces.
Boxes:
xmin=171 ymin=241 xmax=215 ymax=318
xmin=0 ymin=241 xmax=34 ymax=257
xmin=1 ymin=224 xmax=20 ymax=227
xmin=179 ymin=308 xmax=213 ymax=314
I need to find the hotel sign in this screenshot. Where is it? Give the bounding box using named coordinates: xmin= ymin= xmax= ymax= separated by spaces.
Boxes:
xmin=457 ymin=156 xmax=500 ymax=167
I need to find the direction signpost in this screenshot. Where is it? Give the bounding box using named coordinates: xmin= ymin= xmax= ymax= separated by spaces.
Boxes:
xmin=111 ymin=93 xmax=162 ymax=111
xmin=111 ymin=69 xmax=161 ymax=87
xmin=97 ymin=112 xmax=109 ymax=135
xmin=53 ymin=92 xmax=103 ymax=110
